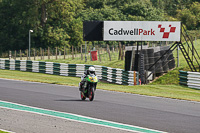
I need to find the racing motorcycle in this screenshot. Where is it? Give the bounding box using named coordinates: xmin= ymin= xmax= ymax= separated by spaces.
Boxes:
xmin=80 ymin=74 xmax=98 ymax=101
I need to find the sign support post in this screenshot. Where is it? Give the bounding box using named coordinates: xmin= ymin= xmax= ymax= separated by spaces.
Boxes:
xmin=177 ymin=45 xmax=179 ymax=67
xmin=85 ymin=41 xmax=87 ymax=62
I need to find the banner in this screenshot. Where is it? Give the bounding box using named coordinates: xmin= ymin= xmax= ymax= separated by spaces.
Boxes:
xmin=104 ymin=21 xmax=181 ymax=41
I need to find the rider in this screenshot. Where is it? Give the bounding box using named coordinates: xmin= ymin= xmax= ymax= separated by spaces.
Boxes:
xmin=79 ymin=66 xmax=96 ymax=91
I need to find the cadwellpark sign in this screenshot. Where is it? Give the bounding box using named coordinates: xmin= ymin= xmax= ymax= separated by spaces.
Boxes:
xmin=103 ymin=21 xmax=181 ymax=41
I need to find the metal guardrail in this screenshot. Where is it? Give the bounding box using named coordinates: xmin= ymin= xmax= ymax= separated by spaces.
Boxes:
xmin=0 ymin=59 xmax=139 ymax=85
xmin=179 ymin=70 xmax=200 ymax=89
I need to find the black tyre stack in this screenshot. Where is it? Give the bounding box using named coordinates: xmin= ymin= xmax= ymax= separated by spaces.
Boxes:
xmin=124 ymin=45 xmax=176 ymax=81
xmin=160 ymin=50 xmax=169 ymax=72
xmin=168 ymin=50 xmax=176 ymax=69
xmin=147 ymin=49 xmax=155 ymax=72
xmin=142 ymin=49 xmax=149 ymax=71
xmin=154 ymin=51 xmax=164 ymax=74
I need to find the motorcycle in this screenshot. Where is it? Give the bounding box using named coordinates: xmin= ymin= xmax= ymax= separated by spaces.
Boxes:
xmin=80 ymin=74 xmax=98 ymax=101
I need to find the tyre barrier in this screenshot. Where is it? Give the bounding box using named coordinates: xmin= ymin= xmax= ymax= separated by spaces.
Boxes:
xmin=0 ymin=59 xmax=139 ymax=86
xmin=147 ymin=49 xmax=155 ymax=72
xmin=125 ymin=46 xmax=175 ymax=75
xmin=160 ymin=50 xmax=169 ymax=72
xmin=179 ymin=70 xmax=200 ymax=89
xmin=168 ymin=52 xmax=176 ymax=70
xmin=154 ymin=52 xmax=163 ymax=74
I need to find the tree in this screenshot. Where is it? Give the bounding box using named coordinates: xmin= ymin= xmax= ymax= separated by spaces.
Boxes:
xmin=0 ymin=0 xmax=199 ymax=53
xmin=35 ymin=0 xmax=84 ymax=48
xmin=176 ymin=8 xmax=197 ymax=30
xmin=0 ymin=0 xmax=39 ymax=52
xmin=84 ymin=0 xmax=106 ymax=9
xmin=0 ymin=0 xmax=84 ymax=53
xmin=79 ymin=6 xmax=126 ymax=21
xmin=190 ymin=2 xmax=200 ymax=28
xmin=121 ymin=0 xmax=165 ymax=21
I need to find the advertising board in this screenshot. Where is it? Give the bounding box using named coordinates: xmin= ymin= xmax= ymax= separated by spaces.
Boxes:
xmin=104 ymin=21 xmax=181 ymax=41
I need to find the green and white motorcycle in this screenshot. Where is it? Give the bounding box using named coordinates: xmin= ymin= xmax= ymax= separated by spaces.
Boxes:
xmin=80 ymin=74 xmax=98 ymax=101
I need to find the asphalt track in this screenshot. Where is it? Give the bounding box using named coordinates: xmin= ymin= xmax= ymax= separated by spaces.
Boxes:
xmin=0 ymin=78 xmax=200 ymax=133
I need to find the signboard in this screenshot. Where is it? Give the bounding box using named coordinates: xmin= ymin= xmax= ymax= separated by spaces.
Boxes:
xmin=104 ymin=21 xmax=181 ymax=41
xmin=83 ymin=21 xmax=103 ymax=41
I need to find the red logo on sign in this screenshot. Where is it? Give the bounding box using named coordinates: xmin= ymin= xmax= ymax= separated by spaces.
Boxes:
xmin=158 ymin=24 xmax=176 ymax=38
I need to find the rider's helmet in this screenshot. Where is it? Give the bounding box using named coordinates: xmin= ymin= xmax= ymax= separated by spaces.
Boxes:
xmin=89 ymin=66 xmax=95 ymax=74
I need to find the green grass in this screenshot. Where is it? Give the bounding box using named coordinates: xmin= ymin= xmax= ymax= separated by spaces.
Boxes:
xmin=0 ymin=130 xmax=9 ymax=133
xmin=0 ymin=69 xmax=200 ymax=102
xmin=0 ymin=69 xmax=80 ymax=86
xmin=152 ymin=39 xmax=200 ymax=85
xmin=39 ymin=52 xmax=125 ymax=69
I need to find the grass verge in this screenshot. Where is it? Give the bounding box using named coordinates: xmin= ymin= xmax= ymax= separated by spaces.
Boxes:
xmin=152 ymin=39 xmax=200 ymax=85
xmin=0 ymin=130 xmax=9 ymax=133
xmin=0 ymin=69 xmax=200 ymax=102
xmin=39 ymin=52 xmax=125 ymax=69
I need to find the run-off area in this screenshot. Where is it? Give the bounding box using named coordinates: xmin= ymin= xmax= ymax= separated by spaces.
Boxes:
xmin=0 ymin=107 xmax=133 ymax=133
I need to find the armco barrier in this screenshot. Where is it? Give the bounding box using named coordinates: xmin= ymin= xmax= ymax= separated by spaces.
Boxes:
xmin=179 ymin=70 xmax=200 ymax=89
xmin=0 ymin=59 xmax=139 ymax=85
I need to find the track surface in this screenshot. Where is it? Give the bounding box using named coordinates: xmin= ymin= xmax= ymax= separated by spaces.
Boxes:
xmin=0 ymin=78 xmax=200 ymax=133
xmin=0 ymin=108 xmax=131 ymax=133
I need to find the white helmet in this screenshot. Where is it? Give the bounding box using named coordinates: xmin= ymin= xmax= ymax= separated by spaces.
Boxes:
xmin=89 ymin=66 xmax=95 ymax=74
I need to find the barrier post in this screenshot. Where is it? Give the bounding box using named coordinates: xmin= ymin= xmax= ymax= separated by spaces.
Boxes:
xmin=118 ymin=42 xmax=121 ymax=60
xmin=9 ymin=51 xmax=11 ymax=60
xmin=40 ymin=48 xmax=42 ymax=60
xmin=26 ymin=49 xmax=28 ymax=60
xmin=107 ymin=44 xmax=111 ymax=61
xmin=64 ymin=46 xmax=66 ymax=59
xmin=81 ymin=45 xmax=83 ymax=60
xmin=98 ymin=48 xmax=101 ymax=62
xmin=121 ymin=45 xmax=125 ymax=60
xmin=72 ymin=46 xmax=74 ymax=60
xmin=75 ymin=47 xmax=77 ymax=58
xmin=34 ymin=49 xmax=36 ymax=60
xmin=134 ymin=71 xmax=136 ymax=85
xmin=48 ymin=47 xmax=50 ymax=59
xmin=42 ymin=49 xmax=44 ymax=60
xmin=20 ymin=50 xmax=22 ymax=60
xmin=14 ymin=50 xmax=16 ymax=60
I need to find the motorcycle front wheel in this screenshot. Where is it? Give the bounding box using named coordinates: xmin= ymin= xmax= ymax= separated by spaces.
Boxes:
xmin=80 ymin=92 xmax=86 ymax=100
xmin=88 ymin=87 xmax=94 ymax=101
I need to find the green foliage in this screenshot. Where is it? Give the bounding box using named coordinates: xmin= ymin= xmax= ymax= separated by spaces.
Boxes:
xmin=175 ymin=1 xmax=200 ymax=30
xmin=151 ymin=68 xmax=180 ymax=85
xmin=35 ymin=0 xmax=84 ymax=48
xmin=0 ymin=0 xmax=38 ymax=52
xmin=0 ymin=130 xmax=9 ymax=133
xmin=79 ymin=6 xmax=126 ymax=21
xmin=84 ymin=0 xmax=106 ymax=9
xmin=176 ymin=9 xmax=197 ymax=30
xmin=0 ymin=0 xmax=200 ymax=53
xmin=121 ymin=0 xmax=165 ymax=21
xmin=190 ymin=2 xmax=200 ymax=28
xmin=0 ymin=0 xmax=84 ymax=52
